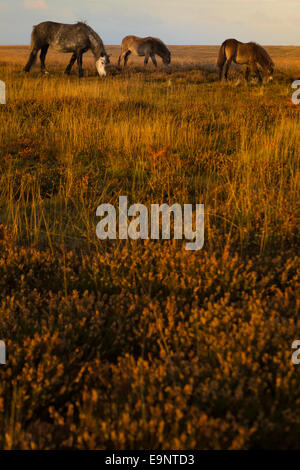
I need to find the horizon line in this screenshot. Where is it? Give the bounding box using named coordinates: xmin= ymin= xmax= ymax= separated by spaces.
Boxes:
xmin=1 ymin=44 xmax=300 ymax=47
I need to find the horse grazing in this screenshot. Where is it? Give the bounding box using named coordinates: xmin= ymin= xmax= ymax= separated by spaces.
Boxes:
xmin=217 ymin=39 xmax=274 ymax=83
xmin=24 ymin=21 xmax=110 ymax=77
xmin=118 ymin=36 xmax=171 ymax=67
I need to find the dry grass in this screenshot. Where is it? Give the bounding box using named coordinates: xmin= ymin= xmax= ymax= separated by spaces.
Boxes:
xmin=0 ymin=46 xmax=299 ymax=449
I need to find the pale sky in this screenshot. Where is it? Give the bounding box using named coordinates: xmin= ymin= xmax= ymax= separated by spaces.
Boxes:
xmin=0 ymin=0 xmax=300 ymax=45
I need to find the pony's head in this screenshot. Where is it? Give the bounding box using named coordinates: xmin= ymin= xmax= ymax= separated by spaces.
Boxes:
xmin=162 ymin=49 xmax=171 ymax=67
xmin=256 ymin=44 xmax=274 ymax=82
xmin=155 ymin=39 xmax=171 ymax=67
xmin=267 ymin=63 xmax=274 ymax=82
xmin=95 ymin=52 xmax=110 ymax=77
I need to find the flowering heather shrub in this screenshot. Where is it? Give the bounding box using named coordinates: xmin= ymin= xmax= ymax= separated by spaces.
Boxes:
xmin=0 ymin=227 xmax=299 ymax=449
xmin=0 ymin=53 xmax=299 ymax=449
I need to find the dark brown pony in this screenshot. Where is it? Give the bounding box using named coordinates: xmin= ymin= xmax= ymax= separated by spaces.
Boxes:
xmin=217 ymin=39 xmax=274 ymax=83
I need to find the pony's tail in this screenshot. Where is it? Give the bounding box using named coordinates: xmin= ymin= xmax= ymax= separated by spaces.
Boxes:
xmin=24 ymin=26 xmax=39 ymax=72
xmin=217 ymin=42 xmax=226 ymax=68
xmin=30 ymin=25 xmax=38 ymax=50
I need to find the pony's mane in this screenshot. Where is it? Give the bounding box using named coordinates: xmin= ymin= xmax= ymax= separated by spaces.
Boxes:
xmin=77 ymin=22 xmax=105 ymax=53
xmin=148 ymin=37 xmax=170 ymax=55
xmin=253 ymin=43 xmax=274 ymax=67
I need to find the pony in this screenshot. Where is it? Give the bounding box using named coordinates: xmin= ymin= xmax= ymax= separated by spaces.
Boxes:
xmin=217 ymin=39 xmax=274 ymax=83
xmin=24 ymin=21 xmax=110 ymax=77
xmin=118 ymin=35 xmax=171 ymax=67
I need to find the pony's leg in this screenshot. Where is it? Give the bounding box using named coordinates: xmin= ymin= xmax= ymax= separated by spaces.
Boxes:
xmin=40 ymin=45 xmax=49 ymax=74
xmin=124 ymin=51 xmax=131 ymax=67
xmin=144 ymin=52 xmax=150 ymax=66
xmin=65 ymin=53 xmax=77 ymax=75
xmin=256 ymin=68 xmax=262 ymax=84
xmin=251 ymin=63 xmax=262 ymax=83
xmin=218 ymin=65 xmax=223 ymax=81
xmin=150 ymin=54 xmax=157 ymax=67
xmin=118 ymin=54 xmax=122 ymax=67
xmin=224 ymin=58 xmax=233 ymax=81
xmin=24 ymin=48 xmax=39 ymax=72
xmin=77 ymin=52 xmax=84 ymax=78
xmin=245 ymin=66 xmax=250 ymax=82
xmin=118 ymin=50 xmax=126 ymax=67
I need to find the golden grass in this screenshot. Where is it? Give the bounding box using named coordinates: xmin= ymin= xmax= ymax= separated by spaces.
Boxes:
xmin=0 ymin=46 xmax=299 ymax=449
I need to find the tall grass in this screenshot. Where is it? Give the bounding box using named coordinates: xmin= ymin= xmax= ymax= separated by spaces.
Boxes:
xmin=0 ymin=50 xmax=299 ymax=449
xmin=0 ymin=60 xmax=298 ymax=253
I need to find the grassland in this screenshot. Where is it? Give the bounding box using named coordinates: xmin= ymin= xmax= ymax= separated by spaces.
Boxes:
xmin=0 ymin=45 xmax=299 ymax=449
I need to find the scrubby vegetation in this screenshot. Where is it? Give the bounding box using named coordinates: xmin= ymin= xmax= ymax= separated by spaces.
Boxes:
xmin=0 ymin=47 xmax=299 ymax=449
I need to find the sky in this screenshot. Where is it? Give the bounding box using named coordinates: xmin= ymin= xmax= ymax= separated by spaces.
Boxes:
xmin=0 ymin=0 xmax=300 ymax=45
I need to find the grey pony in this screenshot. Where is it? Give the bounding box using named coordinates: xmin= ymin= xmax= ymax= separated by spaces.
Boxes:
xmin=24 ymin=21 xmax=110 ymax=77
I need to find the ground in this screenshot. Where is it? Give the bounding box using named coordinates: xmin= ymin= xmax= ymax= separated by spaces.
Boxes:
xmin=0 ymin=45 xmax=299 ymax=449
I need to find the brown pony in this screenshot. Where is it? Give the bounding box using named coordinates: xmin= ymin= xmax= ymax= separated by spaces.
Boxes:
xmin=118 ymin=35 xmax=171 ymax=67
xmin=217 ymin=39 xmax=274 ymax=83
